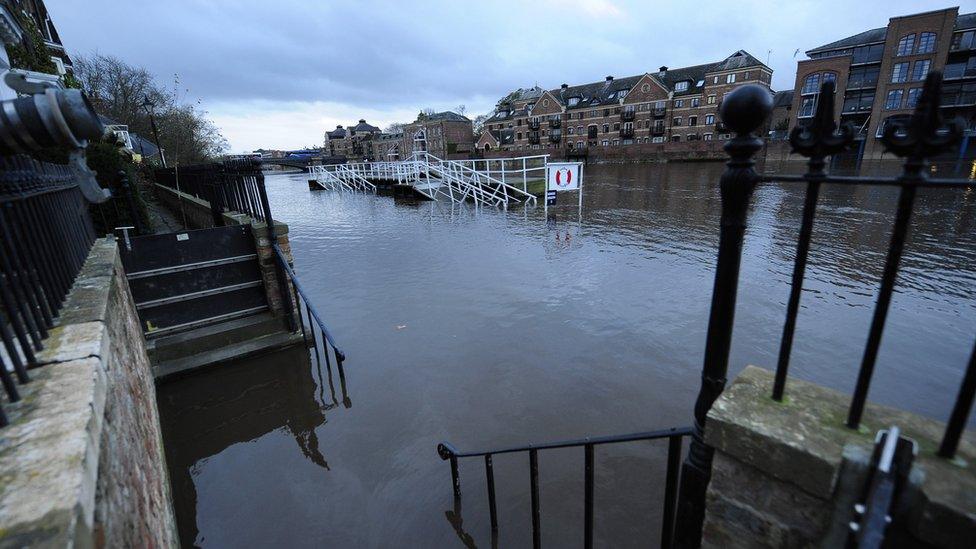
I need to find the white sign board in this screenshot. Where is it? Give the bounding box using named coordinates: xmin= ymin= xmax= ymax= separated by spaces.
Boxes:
xmin=547 ymin=162 xmax=582 ymax=191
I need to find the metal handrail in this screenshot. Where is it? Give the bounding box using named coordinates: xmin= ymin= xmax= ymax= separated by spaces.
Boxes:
xmin=273 ymin=243 xmax=344 ymax=361
xmin=437 ymin=426 xmax=692 ymax=549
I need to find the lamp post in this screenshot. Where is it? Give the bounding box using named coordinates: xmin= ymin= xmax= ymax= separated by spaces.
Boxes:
xmin=141 ymin=95 xmax=167 ymax=167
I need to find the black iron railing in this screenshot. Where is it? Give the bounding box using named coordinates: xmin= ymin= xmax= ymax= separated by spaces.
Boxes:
xmin=673 ymin=72 xmax=975 ymax=546
xmin=437 ymin=426 xmax=691 ymax=548
xmin=273 ymin=244 xmax=346 ymax=366
xmin=155 ymin=159 xmax=269 ymax=225
xmin=0 ymin=155 xmax=97 ymax=427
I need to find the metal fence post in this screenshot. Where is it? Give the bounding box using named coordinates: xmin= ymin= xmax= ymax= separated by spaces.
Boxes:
xmin=674 ymin=85 xmax=771 ymax=548
xmin=118 ymin=170 xmax=144 ymax=235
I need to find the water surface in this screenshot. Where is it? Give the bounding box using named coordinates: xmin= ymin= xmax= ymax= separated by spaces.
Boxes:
xmin=158 ymin=162 xmax=976 ymax=547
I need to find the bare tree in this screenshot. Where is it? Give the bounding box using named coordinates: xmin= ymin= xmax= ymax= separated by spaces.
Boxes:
xmin=384 ymin=122 xmax=404 ymax=134
xmin=73 ymin=53 xmax=227 ymax=164
xmin=455 ymin=104 xmax=467 ymax=116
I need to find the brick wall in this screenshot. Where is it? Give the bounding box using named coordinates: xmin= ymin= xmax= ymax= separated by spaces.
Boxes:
xmin=0 ymin=238 xmax=178 ymax=547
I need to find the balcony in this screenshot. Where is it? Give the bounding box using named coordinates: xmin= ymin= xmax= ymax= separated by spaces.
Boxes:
xmin=619 ymin=127 xmax=634 ymax=138
xmin=528 ymin=120 xmax=540 ymax=130
xmin=620 ymin=110 xmax=635 ymax=121
xmin=549 ymin=118 xmax=561 ymax=128
xmin=549 ymin=132 xmax=562 ymax=143
xmin=945 ymin=63 xmax=976 ymax=80
xmin=528 ymin=132 xmax=541 ymax=144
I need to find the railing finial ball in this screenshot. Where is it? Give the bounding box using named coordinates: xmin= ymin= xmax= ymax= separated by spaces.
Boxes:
xmin=437 ymin=442 xmax=456 ymax=460
xmin=719 ymin=84 xmax=774 ymax=135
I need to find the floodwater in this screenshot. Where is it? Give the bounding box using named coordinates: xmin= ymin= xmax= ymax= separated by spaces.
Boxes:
xmin=157 ymin=162 xmax=976 ymax=548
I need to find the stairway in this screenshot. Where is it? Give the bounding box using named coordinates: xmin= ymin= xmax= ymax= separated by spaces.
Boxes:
xmin=147 ymin=312 xmax=303 ymax=380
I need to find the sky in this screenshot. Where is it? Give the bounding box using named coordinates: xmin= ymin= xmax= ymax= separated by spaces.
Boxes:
xmin=50 ymin=0 xmax=976 ymax=152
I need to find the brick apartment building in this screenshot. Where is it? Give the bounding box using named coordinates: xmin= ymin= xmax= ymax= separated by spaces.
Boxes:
xmin=788 ymin=7 xmax=975 ymax=160
xmin=476 ymin=86 xmax=544 ymax=151
xmin=401 ymin=111 xmax=474 ymax=159
xmin=323 ymin=119 xmax=382 ymax=161
xmin=476 ymin=51 xmax=772 ymax=155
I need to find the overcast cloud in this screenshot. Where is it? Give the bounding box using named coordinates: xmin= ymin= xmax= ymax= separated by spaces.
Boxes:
xmin=49 ymin=0 xmax=976 ymax=151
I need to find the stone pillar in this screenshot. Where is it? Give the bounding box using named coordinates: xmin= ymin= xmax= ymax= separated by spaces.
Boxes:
xmin=251 ymin=219 xmax=297 ymax=320
xmin=702 ymin=366 xmax=975 ymax=548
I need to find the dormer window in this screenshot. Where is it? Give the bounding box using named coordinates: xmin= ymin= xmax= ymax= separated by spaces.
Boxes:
xmin=675 ymin=81 xmax=689 ymax=92
xmin=568 ymin=97 xmax=581 ymax=106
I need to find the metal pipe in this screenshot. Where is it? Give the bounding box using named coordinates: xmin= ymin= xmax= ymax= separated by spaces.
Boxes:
xmin=584 ymin=443 xmax=594 ymax=549
xmin=529 ymin=449 xmax=541 ymax=549
xmin=485 ymin=454 xmax=498 ymax=531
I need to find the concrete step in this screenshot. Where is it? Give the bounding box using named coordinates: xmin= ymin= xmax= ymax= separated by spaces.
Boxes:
xmin=153 ymin=329 xmax=304 ymax=381
xmin=147 ymin=312 xmax=285 ymax=364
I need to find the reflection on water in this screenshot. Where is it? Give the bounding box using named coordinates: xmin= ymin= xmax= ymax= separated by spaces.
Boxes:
xmin=158 ymin=162 xmax=976 ymax=547
xmin=157 ymin=345 xmax=350 ymax=547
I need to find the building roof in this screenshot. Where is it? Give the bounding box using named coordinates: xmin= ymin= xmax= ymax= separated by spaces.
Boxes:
xmin=129 ymin=132 xmax=160 ymax=159
xmin=351 ymin=119 xmax=381 ymax=133
xmin=545 ymin=51 xmax=768 ymax=106
xmin=553 ymin=74 xmax=644 ymax=110
xmin=806 ymin=27 xmax=887 ymax=55
xmin=773 ymin=90 xmax=794 ymax=108
xmin=424 ymin=111 xmax=470 ymax=122
xmin=326 ymin=125 xmax=346 ymax=139
xmin=956 ymin=12 xmax=976 ymax=29
xmin=807 ymin=11 xmax=976 ymax=55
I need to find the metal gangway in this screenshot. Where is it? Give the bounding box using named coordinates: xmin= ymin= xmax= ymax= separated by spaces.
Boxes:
xmin=307 ymin=153 xmax=547 ymax=207
xmin=308 ymin=164 xmax=377 ymax=193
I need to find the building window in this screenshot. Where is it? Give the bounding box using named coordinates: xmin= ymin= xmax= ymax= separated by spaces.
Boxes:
xmin=602 ymin=124 xmax=609 ymax=133
xmin=568 ymin=97 xmax=580 ymax=106
xmin=578 ymin=112 xmax=585 ymax=120
xmin=852 ymin=43 xmax=885 ymax=64
xmin=799 ymin=96 xmax=816 ymax=117
xmin=568 ymin=127 xmax=574 ymax=135
xmin=577 ymin=141 xmax=584 ymax=149
xmin=687 ymin=134 xmax=698 ymax=141
xmin=876 ymin=114 xmax=911 ymax=138
xmin=517 ymin=132 xmax=522 ymax=139
xmin=896 ymin=33 xmax=916 ymax=56
xmin=641 ymin=83 xmax=650 ymax=92
xmin=675 ymin=99 xmax=684 ymax=108
xmin=906 ymin=87 xmax=922 ymax=108
xmin=847 ymin=66 xmax=880 ymax=89
xmin=612 ymin=139 xmax=619 ymax=146
xmin=705 ymin=114 xmax=715 ymax=125
xmin=675 ymin=81 xmax=689 ymax=92
xmin=952 ymin=30 xmax=976 ymax=51
xmin=713 ymin=76 xmax=719 ymax=84
xmin=602 ymin=140 xmax=609 ymax=146
xmin=726 ymin=73 xmax=736 ymax=84
xmin=689 ymin=116 xmax=698 ymax=126
xmin=671 ymin=135 xmax=681 ymax=142
xmin=613 ymin=123 xmax=620 ymax=130
xmin=916 ymin=32 xmax=936 ymax=54
xmin=802 ymin=72 xmax=836 ymax=94
xmin=707 ymin=95 xmax=716 ymax=104
xmin=891 ymin=62 xmax=909 ymax=83
xmin=884 ymin=89 xmax=903 ymax=110
xmin=691 ymin=98 xmax=700 ymax=107
xmin=911 ymin=59 xmax=931 ymax=81
xmin=673 ymin=117 xmax=682 ymax=126
xmin=703 ymin=133 xmax=713 ymax=141
xmin=603 ymin=109 xmax=610 ymax=117
xmin=542 ymin=99 xmax=549 ymax=107
xmin=653 ymin=136 xmax=665 ymax=143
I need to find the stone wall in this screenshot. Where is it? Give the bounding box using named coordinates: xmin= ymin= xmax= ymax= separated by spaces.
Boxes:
xmin=0 ymin=238 xmax=178 ymax=548
xmin=702 ymin=366 xmax=975 ymax=548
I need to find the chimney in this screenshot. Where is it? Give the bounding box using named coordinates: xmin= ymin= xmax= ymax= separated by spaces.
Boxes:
xmin=659 ymin=66 xmax=668 ymax=77
xmin=561 ymin=83 xmax=568 ymax=89
xmin=606 ymin=75 xmax=613 ymax=82
xmin=359 ymin=119 xmax=366 ymax=123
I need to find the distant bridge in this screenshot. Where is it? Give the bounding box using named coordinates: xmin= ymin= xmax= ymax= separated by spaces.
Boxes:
xmin=258 ymin=155 xmax=346 ymax=170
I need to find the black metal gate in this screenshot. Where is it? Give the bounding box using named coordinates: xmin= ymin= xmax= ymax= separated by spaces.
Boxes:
xmin=119 ymin=224 xmax=268 ymax=338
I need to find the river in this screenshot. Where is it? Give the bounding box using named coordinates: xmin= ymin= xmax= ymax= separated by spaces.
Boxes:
xmin=157 ymin=161 xmax=976 ymax=547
